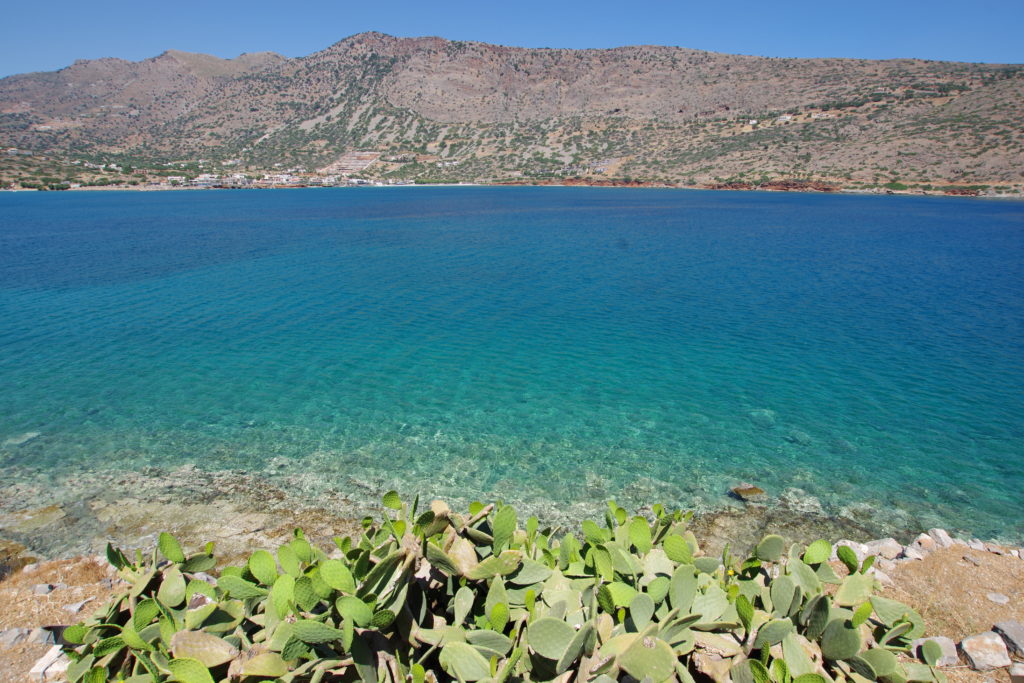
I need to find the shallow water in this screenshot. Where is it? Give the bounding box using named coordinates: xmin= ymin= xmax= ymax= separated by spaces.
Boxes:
xmin=1 ymin=187 xmax=1022 ymax=546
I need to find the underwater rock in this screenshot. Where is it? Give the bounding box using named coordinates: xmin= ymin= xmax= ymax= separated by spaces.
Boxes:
xmin=2 ymin=431 xmax=40 ymax=447
xmin=730 ymin=482 xmax=766 ymax=501
xmin=0 ymin=504 xmax=67 ymax=533
xmin=747 ymin=409 xmax=777 ymax=429
xmin=783 ymin=430 xmax=812 ymax=446
xmin=829 ymin=438 xmax=858 ymax=453
xmin=779 ymin=488 xmax=824 ymax=515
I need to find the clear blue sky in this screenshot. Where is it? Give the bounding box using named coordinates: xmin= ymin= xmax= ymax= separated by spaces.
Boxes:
xmin=2 ymin=0 xmax=1021 ymax=77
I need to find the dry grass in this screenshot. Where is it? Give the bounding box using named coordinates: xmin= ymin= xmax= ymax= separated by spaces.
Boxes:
xmin=881 ymin=546 xmax=1024 ymax=683
xmin=0 ymin=556 xmax=120 ymax=679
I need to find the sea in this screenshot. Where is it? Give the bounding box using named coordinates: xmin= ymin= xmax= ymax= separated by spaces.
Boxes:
xmin=1 ymin=187 xmax=1022 ymax=548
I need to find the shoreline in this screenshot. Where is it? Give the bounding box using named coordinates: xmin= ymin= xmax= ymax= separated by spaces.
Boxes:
xmin=2 ymin=181 xmax=1021 ymax=199
xmin=2 ymin=460 xmax=1020 ymax=571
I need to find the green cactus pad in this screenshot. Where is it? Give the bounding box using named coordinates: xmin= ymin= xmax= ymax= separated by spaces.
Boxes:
xmin=755 ymin=534 xmax=786 ymax=562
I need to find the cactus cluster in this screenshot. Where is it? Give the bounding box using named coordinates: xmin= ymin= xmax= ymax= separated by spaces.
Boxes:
xmin=61 ymin=495 xmax=939 ymax=683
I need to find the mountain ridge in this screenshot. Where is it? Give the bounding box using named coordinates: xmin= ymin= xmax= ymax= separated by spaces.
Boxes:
xmin=2 ymin=32 xmax=1022 ymax=189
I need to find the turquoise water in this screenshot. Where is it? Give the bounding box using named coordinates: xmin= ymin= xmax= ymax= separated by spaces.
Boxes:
xmin=1 ymin=188 xmax=1022 ymax=542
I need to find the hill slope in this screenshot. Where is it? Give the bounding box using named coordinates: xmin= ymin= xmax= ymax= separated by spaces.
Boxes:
xmin=2 ymin=32 xmax=1022 ymax=187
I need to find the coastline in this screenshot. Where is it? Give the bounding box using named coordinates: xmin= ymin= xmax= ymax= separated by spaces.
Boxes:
xmin=2 ymin=459 xmax=1020 ymax=571
xmin=3 ymin=181 xmax=1021 ymax=199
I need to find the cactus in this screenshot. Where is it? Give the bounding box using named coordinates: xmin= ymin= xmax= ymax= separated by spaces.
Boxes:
xmin=756 ymin=534 xmax=786 ymax=562
xmin=820 ymin=619 xmax=863 ymax=661
xmin=59 ymin=494 xmax=934 ymax=683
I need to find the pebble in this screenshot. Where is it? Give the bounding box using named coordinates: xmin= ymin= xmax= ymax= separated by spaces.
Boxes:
xmin=987 ymin=593 xmax=1010 ymax=605
xmin=911 ymin=636 xmax=960 ymax=667
xmin=960 ymin=631 xmax=1012 ymax=670
xmin=32 ymin=583 xmax=55 ymax=595
xmin=994 ymin=621 xmax=1024 ymax=657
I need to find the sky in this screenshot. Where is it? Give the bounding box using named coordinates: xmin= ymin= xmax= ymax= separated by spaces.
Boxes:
xmin=1 ymin=0 xmax=1022 ymax=77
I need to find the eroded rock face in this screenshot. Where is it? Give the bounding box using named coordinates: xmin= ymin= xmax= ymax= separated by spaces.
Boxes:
xmin=960 ymin=631 xmax=1012 ymax=671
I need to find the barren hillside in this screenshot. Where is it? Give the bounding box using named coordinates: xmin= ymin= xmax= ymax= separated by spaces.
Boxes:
xmin=2 ymin=32 xmax=1021 ymax=187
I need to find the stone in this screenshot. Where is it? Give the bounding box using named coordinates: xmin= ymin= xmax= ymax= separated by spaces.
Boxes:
xmin=968 ymin=539 xmax=987 ymax=551
xmin=63 ymin=597 xmax=94 ymax=614
xmin=875 ymin=557 xmax=897 ymax=572
xmin=994 ymin=621 xmax=1024 ymax=657
xmin=987 ymin=593 xmax=1010 ymax=605
xmin=986 ymin=543 xmax=1008 ymax=556
xmin=32 ymin=583 xmax=55 ymax=595
xmin=29 ymin=645 xmax=69 ymax=679
xmin=784 ymin=429 xmax=812 ymax=445
xmin=2 ymin=431 xmax=40 ymax=446
xmin=901 ymin=546 xmax=926 ymax=561
xmin=871 ymin=568 xmax=893 ymax=586
xmin=730 ymin=482 xmax=766 ymax=501
xmin=960 ymin=632 xmax=1012 ymax=670
xmin=962 ymin=554 xmax=983 ymax=567
xmin=911 ymin=637 xmax=959 ymax=667
xmin=747 ymin=409 xmax=776 ymax=429
xmin=864 ymin=538 xmax=903 ymax=560
xmin=1009 ymin=663 xmax=1024 ymax=683
xmin=28 ymin=627 xmax=55 ymax=644
xmin=951 ymin=537 xmax=969 ymax=547
xmin=909 ymin=533 xmax=936 ymax=554
xmin=0 ymin=627 xmax=31 ymax=649
xmin=928 ymin=528 xmax=954 ymax=548
xmin=21 ymin=562 xmax=40 ymax=574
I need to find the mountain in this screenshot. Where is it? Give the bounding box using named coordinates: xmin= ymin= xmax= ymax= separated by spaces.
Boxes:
xmin=2 ymin=32 xmax=1022 ymax=189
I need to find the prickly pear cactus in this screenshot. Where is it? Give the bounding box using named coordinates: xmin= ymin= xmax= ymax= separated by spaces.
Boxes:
xmin=60 ymin=492 xmax=936 ymax=683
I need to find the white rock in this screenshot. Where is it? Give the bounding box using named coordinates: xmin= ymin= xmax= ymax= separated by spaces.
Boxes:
xmin=911 ymin=636 xmax=959 ymax=667
xmin=63 ymin=597 xmax=94 ymax=614
xmin=986 ymin=543 xmax=1008 ymax=555
xmin=960 ymin=631 xmax=1012 ymax=670
xmin=994 ymin=621 xmax=1024 ymax=657
xmin=0 ymin=628 xmax=31 ymax=648
xmin=901 ymin=546 xmax=926 ymax=561
xmin=987 ymin=593 xmax=1010 ymax=605
xmin=29 ymin=645 xmax=67 ymax=677
xmin=927 ymin=528 xmax=954 ymax=548
xmin=32 ymin=583 xmax=54 ymax=595
xmin=871 ymin=568 xmax=894 ymax=586
xmin=864 ymin=538 xmax=903 ymax=560
xmin=968 ymin=539 xmax=986 ymax=551
xmin=909 ymin=533 xmax=936 ymax=554
xmin=875 ymin=557 xmax=897 ymax=572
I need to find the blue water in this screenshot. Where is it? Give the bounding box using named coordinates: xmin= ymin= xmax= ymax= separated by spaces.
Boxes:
xmin=1 ymin=188 xmax=1022 ymax=542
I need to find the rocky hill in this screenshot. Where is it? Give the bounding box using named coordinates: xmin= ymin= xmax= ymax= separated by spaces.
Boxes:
xmin=2 ymin=32 xmax=1022 ymax=188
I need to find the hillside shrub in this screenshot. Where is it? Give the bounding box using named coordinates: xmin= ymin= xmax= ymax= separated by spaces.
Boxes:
xmin=60 ymin=495 xmax=940 ymax=682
